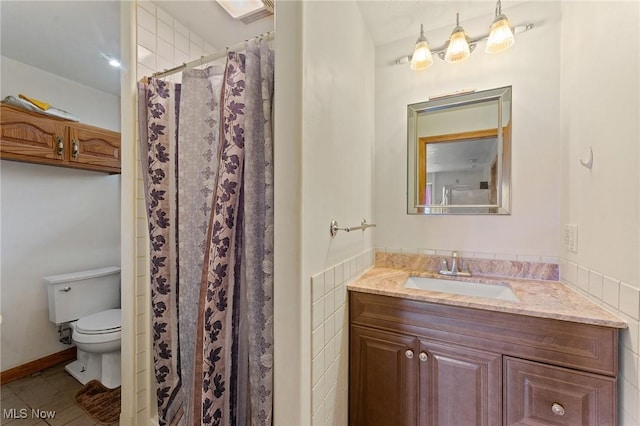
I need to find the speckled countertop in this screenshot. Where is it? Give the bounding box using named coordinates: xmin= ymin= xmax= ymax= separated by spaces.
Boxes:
xmin=347 ymin=253 xmax=626 ymax=329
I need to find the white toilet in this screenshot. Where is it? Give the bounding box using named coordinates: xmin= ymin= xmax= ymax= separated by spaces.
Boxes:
xmin=45 ymin=266 xmax=121 ymax=389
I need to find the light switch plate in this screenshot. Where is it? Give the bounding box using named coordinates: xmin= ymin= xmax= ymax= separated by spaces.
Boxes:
xmin=565 ymin=224 xmax=579 ymax=253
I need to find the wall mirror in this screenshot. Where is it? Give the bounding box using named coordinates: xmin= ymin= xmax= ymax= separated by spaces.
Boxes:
xmin=407 ymin=86 xmax=512 ymax=215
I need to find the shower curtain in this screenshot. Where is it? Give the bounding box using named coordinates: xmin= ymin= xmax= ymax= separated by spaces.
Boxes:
xmin=138 ymin=38 xmax=274 ymax=426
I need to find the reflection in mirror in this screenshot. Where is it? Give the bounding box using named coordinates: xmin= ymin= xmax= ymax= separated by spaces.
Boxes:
xmin=407 ymin=86 xmax=512 ymax=215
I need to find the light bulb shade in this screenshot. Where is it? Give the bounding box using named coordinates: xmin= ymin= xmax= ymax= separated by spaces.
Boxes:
xmin=411 ymin=40 xmax=434 ymax=70
xmin=444 ymin=28 xmax=471 ymax=63
xmin=486 ymin=15 xmax=515 ymax=54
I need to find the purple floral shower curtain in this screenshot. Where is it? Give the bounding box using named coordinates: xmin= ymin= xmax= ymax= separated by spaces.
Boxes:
xmin=138 ymin=38 xmax=274 ymax=426
xmin=138 ymin=79 xmax=184 ymax=426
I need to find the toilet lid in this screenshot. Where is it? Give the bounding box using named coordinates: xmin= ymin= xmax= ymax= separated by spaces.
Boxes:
xmin=75 ymin=309 xmax=121 ymax=334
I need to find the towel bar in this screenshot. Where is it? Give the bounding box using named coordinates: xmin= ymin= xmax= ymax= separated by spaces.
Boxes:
xmin=330 ymin=218 xmax=376 ymax=237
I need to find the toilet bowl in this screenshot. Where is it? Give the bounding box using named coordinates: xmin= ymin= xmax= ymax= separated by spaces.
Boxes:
xmin=65 ymin=308 xmax=121 ymax=389
xmin=44 ymin=266 xmax=121 ymax=389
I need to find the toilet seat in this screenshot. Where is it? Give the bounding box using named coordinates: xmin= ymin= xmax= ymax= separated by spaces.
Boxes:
xmin=75 ymin=308 xmax=121 ymax=335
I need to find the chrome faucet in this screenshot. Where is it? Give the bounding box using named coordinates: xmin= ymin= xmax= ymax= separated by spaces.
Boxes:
xmin=439 ymin=251 xmax=471 ymax=277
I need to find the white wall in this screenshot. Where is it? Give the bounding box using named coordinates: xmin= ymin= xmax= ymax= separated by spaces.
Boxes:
xmin=272 ymin=1 xmax=376 ymax=425
xmin=559 ymin=2 xmax=640 ymax=424
xmin=375 ymin=1 xmax=562 ymax=257
xmin=302 ymin=2 xmax=375 ymax=424
xmin=0 ymin=161 xmax=121 ymax=371
xmin=272 ymin=1 xmax=304 ymax=424
xmin=0 ymin=58 xmax=121 ymax=371
xmin=301 ymin=1 xmax=375 ymax=285
xmin=1 ymin=56 xmax=120 ymax=132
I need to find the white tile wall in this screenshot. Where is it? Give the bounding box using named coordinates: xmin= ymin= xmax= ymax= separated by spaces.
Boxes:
xmin=310 ymin=249 xmax=375 ymax=426
xmin=560 ymin=259 xmax=640 ymax=425
xmin=136 ymin=2 xmax=215 ymax=85
xmin=135 ymin=2 xmax=214 ymax=422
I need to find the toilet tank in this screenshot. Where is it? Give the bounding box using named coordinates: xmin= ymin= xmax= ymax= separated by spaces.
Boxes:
xmin=45 ymin=266 xmax=121 ymax=324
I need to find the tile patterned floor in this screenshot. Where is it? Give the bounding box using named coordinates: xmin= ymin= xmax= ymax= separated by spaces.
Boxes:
xmin=0 ymin=363 xmax=119 ymax=425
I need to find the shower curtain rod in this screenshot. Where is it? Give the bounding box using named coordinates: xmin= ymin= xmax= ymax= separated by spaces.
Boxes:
xmin=152 ymin=31 xmax=274 ymax=79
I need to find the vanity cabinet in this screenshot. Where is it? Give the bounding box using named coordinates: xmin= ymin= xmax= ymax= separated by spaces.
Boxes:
xmin=0 ymin=104 xmax=120 ymax=173
xmin=419 ymin=340 xmax=501 ymax=425
xmin=349 ymin=291 xmax=619 ymax=426
xmin=350 ymin=325 xmax=418 ymax=426
xmin=504 ymin=357 xmax=615 ymax=425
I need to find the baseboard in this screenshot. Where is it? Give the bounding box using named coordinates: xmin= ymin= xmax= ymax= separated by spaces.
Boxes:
xmin=0 ymin=347 xmax=77 ymax=385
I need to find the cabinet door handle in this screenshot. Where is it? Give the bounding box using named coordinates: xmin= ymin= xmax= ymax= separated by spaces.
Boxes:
xmin=58 ymin=286 xmax=72 ymax=292
xmin=405 ymin=350 xmax=414 ymax=359
xmin=419 ymin=352 xmax=428 ymax=362
xmin=56 ymin=136 xmax=64 ymax=156
xmin=551 ymin=402 xmax=565 ymax=416
xmin=72 ymin=140 xmax=79 ymax=159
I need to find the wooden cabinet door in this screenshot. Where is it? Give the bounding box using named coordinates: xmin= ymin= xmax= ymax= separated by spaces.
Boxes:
xmin=504 ymin=357 xmax=616 ymax=426
xmin=0 ymin=105 xmax=66 ymax=163
xmin=349 ymin=325 xmax=418 ymax=426
xmin=69 ymin=124 xmax=120 ymax=173
xmin=419 ymin=339 xmax=502 ymax=426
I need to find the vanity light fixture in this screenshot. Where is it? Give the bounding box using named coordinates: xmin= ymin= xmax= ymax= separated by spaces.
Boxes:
xmin=444 ymin=13 xmax=472 ymax=63
xmin=411 ymin=24 xmax=434 ymax=70
xmin=485 ymin=0 xmax=516 ymax=54
xmin=399 ymin=0 xmax=532 ymax=69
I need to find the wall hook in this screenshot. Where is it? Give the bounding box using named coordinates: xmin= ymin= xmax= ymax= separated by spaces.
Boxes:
xmin=579 ymin=146 xmax=593 ymax=170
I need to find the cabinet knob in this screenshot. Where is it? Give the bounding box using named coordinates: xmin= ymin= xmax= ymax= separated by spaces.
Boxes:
xmin=551 ymin=402 xmax=565 ymax=416
xmin=405 ymin=350 xmax=414 ymax=359
xmin=72 ymin=140 xmax=79 ymax=159
xmin=59 ymin=286 xmax=72 ymax=292
xmin=419 ymin=352 xmax=428 ymax=362
xmin=56 ymin=136 xmax=64 ymax=156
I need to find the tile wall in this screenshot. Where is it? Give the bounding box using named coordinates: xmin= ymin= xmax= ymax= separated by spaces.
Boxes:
xmin=560 ymin=259 xmax=640 ymax=425
xmin=136 ymin=2 xmax=217 ymax=83
xmin=134 ymin=2 xmax=215 ymax=423
xmin=310 ymin=249 xmax=375 ymax=425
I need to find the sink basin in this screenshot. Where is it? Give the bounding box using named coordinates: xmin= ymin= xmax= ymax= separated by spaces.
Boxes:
xmin=405 ymin=276 xmax=519 ymax=302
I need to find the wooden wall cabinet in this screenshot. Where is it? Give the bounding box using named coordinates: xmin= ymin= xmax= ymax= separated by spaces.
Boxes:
xmin=349 ymin=292 xmax=619 ymax=426
xmin=1 ymin=104 xmax=121 ymax=173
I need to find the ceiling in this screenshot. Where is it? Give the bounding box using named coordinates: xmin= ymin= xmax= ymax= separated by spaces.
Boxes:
xmin=157 ymin=1 xmax=274 ymax=50
xmin=1 ymin=1 xmax=121 ymax=95
xmin=0 ymin=1 xmax=521 ymax=97
xmin=0 ymin=1 xmax=273 ymax=97
xmin=427 ymin=138 xmax=497 ymax=173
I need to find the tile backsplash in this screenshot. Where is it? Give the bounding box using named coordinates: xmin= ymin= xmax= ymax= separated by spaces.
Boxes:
xmin=310 ymin=248 xmax=375 ymax=426
xmin=375 ymin=251 xmax=559 ymax=281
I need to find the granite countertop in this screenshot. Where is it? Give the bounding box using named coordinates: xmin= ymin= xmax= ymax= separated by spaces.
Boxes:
xmin=348 ymin=265 xmax=627 ymax=329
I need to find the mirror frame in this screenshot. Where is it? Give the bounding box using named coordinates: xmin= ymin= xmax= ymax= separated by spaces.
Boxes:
xmin=407 ymin=86 xmax=512 ymax=215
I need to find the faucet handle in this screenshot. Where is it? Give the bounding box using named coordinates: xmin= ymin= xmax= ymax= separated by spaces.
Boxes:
xmin=439 ymin=258 xmax=449 ymax=274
